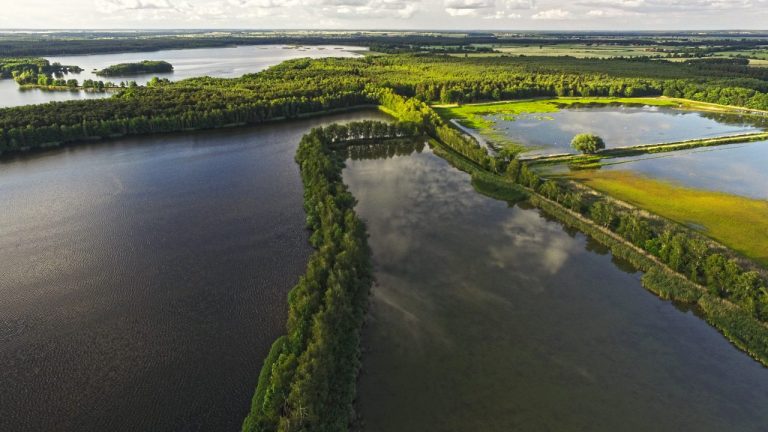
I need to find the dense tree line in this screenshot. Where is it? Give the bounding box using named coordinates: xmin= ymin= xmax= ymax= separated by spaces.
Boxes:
xmin=4 ymin=53 xmax=768 ymax=153
xmin=506 ymin=162 xmax=768 ymax=322
xmin=3 ymin=31 xmax=767 ymax=57
xmin=0 ymin=57 xmax=81 ymax=79
xmin=241 ymin=121 xmax=421 ymax=432
xmin=0 ymin=33 xmax=498 ymax=56
xmin=95 ymin=60 xmax=173 ymax=76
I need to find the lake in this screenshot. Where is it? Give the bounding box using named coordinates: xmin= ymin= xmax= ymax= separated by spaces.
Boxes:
xmin=551 ymin=140 xmax=768 ymax=200
xmin=488 ymin=105 xmax=766 ymax=156
xmin=346 ymin=144 xmax=768 ymax=431
xmin=0 ymin=44 xmax=365 ymax=108
xmin=0 ymin=109 xmax=389 ymax=432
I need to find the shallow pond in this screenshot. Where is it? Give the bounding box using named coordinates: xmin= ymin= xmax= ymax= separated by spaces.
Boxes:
xmin=488 ymin=105 xmax=765 ymax=156
xmin=0 ymin=44 xmax=364 ymax=108
xmin=558 ymin=140 xmax=768 ymax=200
xmin=346 ymin=145 xmax=768 ymax=431
xmin=0 ymin=109 xmax=388 ymax=432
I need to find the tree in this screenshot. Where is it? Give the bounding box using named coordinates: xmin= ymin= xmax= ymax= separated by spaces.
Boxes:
xmin=590 ymin=201 xmax=616 ymax=228
xmin=571 ymin=133 xmax=606 ymax=154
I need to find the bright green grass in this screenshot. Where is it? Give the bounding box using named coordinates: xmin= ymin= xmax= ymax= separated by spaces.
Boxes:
xmin=568 ymin=170 xmax=768 ymax=266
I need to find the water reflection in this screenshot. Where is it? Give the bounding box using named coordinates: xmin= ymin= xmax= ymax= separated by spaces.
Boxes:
xmin=571 ymin=140 xmax=768 ymax=200
xmin=0 ymin=109 xmax=390 ymax=432
xmin=346 ymin=146 xmax=768 ymax=432
xmin=489 ymin=105 xmax=765 ymax=156
xmin=345 ymin=138 xmax=425 ymax=161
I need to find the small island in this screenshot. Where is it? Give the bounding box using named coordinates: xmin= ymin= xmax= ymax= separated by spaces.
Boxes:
xmin=95 ymin=60 xmax=173 ymax=76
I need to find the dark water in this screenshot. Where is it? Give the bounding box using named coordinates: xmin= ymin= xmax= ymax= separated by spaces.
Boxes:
xmin=489 ymin=105 xmax=764 ymax=156
xmin=345 ymin=145 xmax=768 ymax=431
xmin=0 ymin=45 xmax=364 ymax=108
xmin=0 ymin=109 xmax=389 ymax=432
xmin=551 ymin=140 xmax=768 ymax=200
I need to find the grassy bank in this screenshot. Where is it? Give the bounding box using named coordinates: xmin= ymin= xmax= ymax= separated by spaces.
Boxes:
xmin=566 ymin=170 xmax=768 ymax=265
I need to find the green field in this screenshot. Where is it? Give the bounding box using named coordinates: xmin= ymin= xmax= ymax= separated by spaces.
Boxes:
xmin=567 ymin=170 xmax=768 ymax=265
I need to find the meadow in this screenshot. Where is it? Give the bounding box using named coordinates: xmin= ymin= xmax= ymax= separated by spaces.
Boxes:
xmin=567 ymin=170 xmax=768 ymax=265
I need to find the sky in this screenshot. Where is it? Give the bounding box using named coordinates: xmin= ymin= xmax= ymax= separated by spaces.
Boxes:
xmin=2 ymin=0 xmax=768 ymax=30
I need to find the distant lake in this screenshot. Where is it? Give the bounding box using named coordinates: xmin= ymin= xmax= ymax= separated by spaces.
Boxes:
xmin=488 ymin=105 xmax=766 ymax=156
xmin=0 ymin=44 xmax=365 ymax=108
xmin=0 ymin=109 xmax=389 ymax=432
xmin=346 ymin=144 xmax=768 ymax=431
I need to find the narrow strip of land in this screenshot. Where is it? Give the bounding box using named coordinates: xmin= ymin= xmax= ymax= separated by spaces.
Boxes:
xmin=523 ymin=131 xmax=768 ymax=164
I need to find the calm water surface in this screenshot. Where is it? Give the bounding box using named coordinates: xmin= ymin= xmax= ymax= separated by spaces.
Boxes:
xmin=0 ymin=109 xmax=388 ymax=432
xmin=551 ymin=140 xmax=768 ymax=200
xmin=0 ymin=45 xmax=364 ymax=108
xmin=346 ymin=145 xmax=768 ymax=431
xmin=489 ymin=105 xmax=765 ymax=156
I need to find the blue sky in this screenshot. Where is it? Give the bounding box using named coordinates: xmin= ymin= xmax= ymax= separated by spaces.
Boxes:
xmin=3 ymin=0 xmax=768 ymax=30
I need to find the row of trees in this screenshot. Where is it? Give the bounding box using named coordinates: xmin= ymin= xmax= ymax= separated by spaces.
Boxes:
xmin=505 ymin=161 xmax=768 ymax=321
xmin=12 ymin=72 xmax=140 ymax=90
xmin=242 ymin=121 xmax=421 ymax=432
xmin=0 ymin=91 xmax=372 ymax=152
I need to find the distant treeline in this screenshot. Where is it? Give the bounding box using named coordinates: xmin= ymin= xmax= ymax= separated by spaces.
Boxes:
xmin=4 ymin=54 xmax=768 ymax=153
xmin=95 ymin=60 xmax=173 ymax=77
xmin=241 ymin=120 xmax=421 ymax=431
xmin=0 ymin=34 xmax=498 ymax=56
xmin=2 ymin=31 xmax=768 ymax=57
xmin=369 ymin=43 xmax=495 ymax=54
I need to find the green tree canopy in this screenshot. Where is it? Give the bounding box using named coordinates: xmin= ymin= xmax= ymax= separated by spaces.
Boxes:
xmin=571 ymin=133 xmax=606 ymax=154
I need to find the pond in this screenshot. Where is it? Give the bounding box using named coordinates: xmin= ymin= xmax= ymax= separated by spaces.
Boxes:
xmin=0 ymin=44 xmax=364 ymax=108
xmin=345 ymin=144 xmax=768 ymax=431
xmin=488 ymin=105 xmax=765 ymax=156
xmin=551 ymin=140 xmax=768 ymax=200
xmin=0 ymin=109 xmax=389 ymax=432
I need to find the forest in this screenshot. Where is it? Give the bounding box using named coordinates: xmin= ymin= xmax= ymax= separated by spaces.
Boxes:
xmin=1 ymin=30 xmax=767 ymax=58
xmin=3 ymin=53 xmax=768 ymax=152
xmin=95 ymin=60 xmax=174 ymax=76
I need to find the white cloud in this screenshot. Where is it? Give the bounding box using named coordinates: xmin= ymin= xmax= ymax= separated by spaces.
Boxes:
xmin=0 ymin=0 xmax=766 ymax=29
xmin=444 ymin=0 xmax=529 ymax=17
xmin=586 ymin=8 xmax=640 ymax=17
xmin=99 ymin=0 xmax=180 ymax=11
xmin=482 ymin=10 xmax=522 ymax=18
xmin=531 ymin=7 xmax=572 ymax=19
